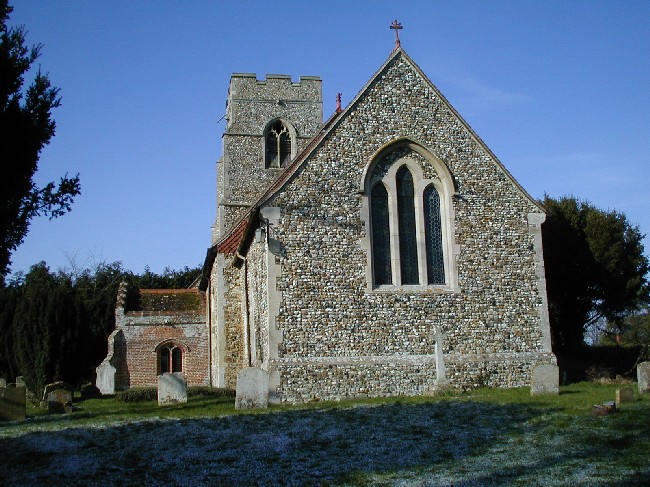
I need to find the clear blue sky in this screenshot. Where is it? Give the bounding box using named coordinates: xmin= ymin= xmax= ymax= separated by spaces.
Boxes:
xmin=7 ymin=1 xmax=650 ymax=276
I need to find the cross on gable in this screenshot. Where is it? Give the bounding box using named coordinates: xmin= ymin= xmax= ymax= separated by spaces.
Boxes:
xmin=390 ymin=19 xmax=403 ymax=50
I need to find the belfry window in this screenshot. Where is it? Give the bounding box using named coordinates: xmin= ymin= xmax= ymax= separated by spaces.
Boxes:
xmin=265 ymin=120 xmax=292 ymax=168
xmin=159 ymin=343 xmax=182 ymax=374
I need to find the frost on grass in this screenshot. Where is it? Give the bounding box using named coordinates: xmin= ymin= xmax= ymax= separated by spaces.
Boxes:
xmin=0 ymin=400 xmax=648 ymax=486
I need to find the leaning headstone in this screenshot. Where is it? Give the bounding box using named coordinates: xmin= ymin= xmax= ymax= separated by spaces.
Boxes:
xmin=157 ymin=372 xmax=187 ymax=405
xmin=96 ymin=361 xmax=116 ymax=395
xmin=42 ymin=381 xmax=73 ymax=405
xmin=47 ymin=389 xmax=73 ymax=414
xmin=0 ymin=386 xmax=26 ymax=421
xmin=0 ymin=378 xmax=6 ymax=388
xmin=615 ymin=387 xmax=634 ymax=406
xmin=530 ymin=363 xmax=559 ymax=395
xmin=637 ymin=361 xmax=650 ymax=394
xmin=236 ymin=367 xmax=270 ymax=410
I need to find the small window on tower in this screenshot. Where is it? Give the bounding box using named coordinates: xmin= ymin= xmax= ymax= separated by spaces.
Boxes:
xmin=265 ymin=120 xmax=292 ymax=168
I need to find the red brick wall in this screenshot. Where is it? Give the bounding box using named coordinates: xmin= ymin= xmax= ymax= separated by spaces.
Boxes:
xmin=118 ymin=323 xmax=210 ymax=388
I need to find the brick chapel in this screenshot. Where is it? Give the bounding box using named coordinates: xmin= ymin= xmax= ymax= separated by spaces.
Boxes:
xmin=99 ymin=34 xmax=556 ymax=401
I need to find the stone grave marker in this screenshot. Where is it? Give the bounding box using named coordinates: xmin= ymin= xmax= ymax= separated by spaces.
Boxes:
xmin=157 ymin=372 xmax=187 ymax=405
xmin=236 ymin=367 xmax=270 ymax=410
xmin=0 ymin=386 xmax=26 ymax=421
xmin=530 ymin=363 xmax=559 ymax=395
xmin=42 ymin=381 xmax=73 ymax=405
xmin=0 ymin=378 xmax=6 ymax=388
xmin=15 ymin=376 xmax=25 ymax=388
xmin=47 ymin=389 xmax=73 ymax=414
xmin=96 ymin=360 xmax=116 ymax=395
xmin=638 ymin=361 xmax=650 ymax=394
xmin=615 ymin=387 xmax=634 ymax=406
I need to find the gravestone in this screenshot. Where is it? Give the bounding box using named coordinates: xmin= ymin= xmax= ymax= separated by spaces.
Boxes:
xmin=0 ymin=378 xmax=6 ymax=388
xmin=96 ymin=360 xmax=116 ymax=395
xmin=47 ymin=389 xmax=73 ymax=414
xmin=15 ymin=376 xmax=25 ymax=388
xmin=530 ymin=363 xmax=559 ymax=395
xmin=638 ymin=361 xmax=650 ymax=394
xmin=236 ymin=367 xmax=270 ymax=410
xmin=0 ymin=386 xmax=26 ymax=421
xmin=42 ymin=381 xmax=73 ymax=405
xmin=615 ymin=387 xmax=634 ymax=406
xmin=157 ymin=372 xmax=187 ymax=405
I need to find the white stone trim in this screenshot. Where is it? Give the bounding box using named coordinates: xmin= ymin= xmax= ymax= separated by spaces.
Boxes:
xmin=211 ymin=253 xmax=227 ymax=387
xmin=528 ymin=212 xmax=554 ymax=353
xmin=260 ymin=206 xmax=283 ymax=396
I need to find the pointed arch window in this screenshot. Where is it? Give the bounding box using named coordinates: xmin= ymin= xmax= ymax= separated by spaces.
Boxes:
xmin=371 ymin=183 xmax=392 ymax=285
xmin=424 ymin=184 xmax=445 ymax=284
xmin=396 ymin=166 xmax=419 ymax=284
xmin=159 ymin=343 xmax=182 ymax=374
xmin=265 ymin=120 xmax=292 ymax=168
xmin=365 ymin=147 xmax=455 ymax=291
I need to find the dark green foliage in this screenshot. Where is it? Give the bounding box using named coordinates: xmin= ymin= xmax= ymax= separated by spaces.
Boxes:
xmin=117 ymin=386 xmax=235 ymax=402
xmin=1 ymin=261 xmax=202 ymax=393
xmin=117 ymin=387 xmax=158 ymax=403
xmin=0 ymin=283 xmax=18 ymax=380
xmin=542 ymin=196 xmax=649 ymax=353
xmin=188 ymin=387 xmax=235 ymax=398
xmin=0 ymin=1 xmax=80 ymax=280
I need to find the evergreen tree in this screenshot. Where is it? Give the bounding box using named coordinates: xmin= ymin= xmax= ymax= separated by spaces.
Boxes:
xmin=0 ymin=1 xmax=80 ymax=280
xmin=542 ymin=196 xmax=649 ymax=353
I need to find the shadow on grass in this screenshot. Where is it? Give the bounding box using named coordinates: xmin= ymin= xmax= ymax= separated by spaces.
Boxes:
xmin=1 ymin=397 xmax=648 ymax=485
xmin=0 ymin=400 xmax=546 ymax=485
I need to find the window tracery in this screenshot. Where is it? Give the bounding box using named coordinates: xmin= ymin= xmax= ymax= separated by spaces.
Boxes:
xmin=265 ymin=120 xmax=292 ymax=168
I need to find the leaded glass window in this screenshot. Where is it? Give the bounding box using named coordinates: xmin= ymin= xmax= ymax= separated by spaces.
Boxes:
xmin=371 ymin=183 xmax=392 ymax=285
xmin=265 ymin=120 xmax=291 ymax=168
xmin=424 ymin=184 xmax=445 ymax=284
xmin=396 ymin=166 xmax=419 ymax=284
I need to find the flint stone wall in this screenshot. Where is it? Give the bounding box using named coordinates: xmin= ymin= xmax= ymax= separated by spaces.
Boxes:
xmin=213 ymin=53 xmax=555 ymax=403
xmin=260 ymin=54 xmax=553 ymax=402
xmin=216 ymin=74 xmax=322 ymax=241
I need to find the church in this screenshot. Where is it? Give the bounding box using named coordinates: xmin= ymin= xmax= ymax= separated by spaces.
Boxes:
xmin=99 ymin=28 xmax=556 ymax=402
xmin=198 ymin=32 xmax=556 ymax=403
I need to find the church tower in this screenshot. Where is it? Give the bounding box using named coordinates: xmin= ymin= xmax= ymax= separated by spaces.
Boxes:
xmin=214 ymin=73 xmax=323 ymax=242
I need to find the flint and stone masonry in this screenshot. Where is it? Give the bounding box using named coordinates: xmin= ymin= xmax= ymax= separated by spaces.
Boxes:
xmin=202 ymin=47 xmax=556 ymax=403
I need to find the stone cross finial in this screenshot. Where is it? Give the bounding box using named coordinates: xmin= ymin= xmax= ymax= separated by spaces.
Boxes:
xmin=390 ymin=19 xmax=403 ymax=51
xmin=336 ymin=93 xmax=342 ymax=113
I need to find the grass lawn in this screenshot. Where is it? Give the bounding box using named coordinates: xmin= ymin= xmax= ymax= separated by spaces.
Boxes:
xmin=0 ymin=382 xmax=648 ymax=486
